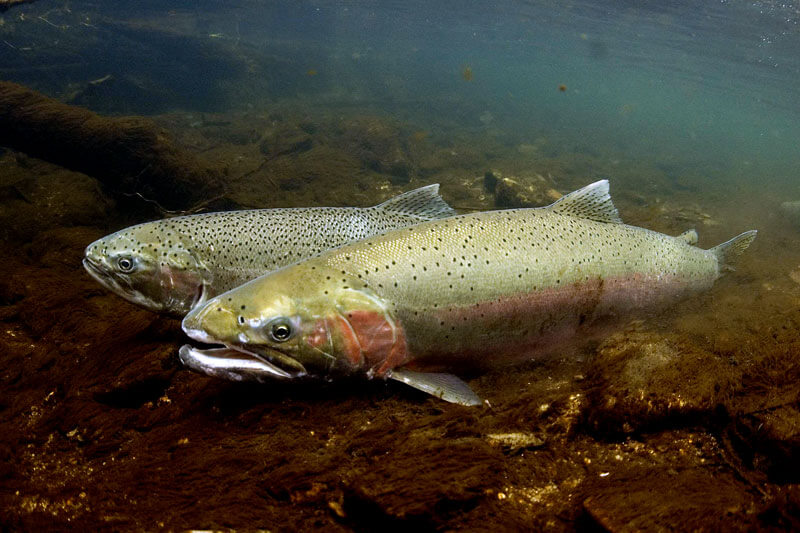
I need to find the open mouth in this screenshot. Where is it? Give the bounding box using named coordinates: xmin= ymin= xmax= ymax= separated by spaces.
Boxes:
xmin=178 ymin=339 xmax=308 ymax=382
xmin=180 ymin=300 xmax=308 ymax=383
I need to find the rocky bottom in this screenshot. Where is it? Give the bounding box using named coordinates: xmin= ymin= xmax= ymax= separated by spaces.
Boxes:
xmin=1 ymin=109 xmax=799 ymax=531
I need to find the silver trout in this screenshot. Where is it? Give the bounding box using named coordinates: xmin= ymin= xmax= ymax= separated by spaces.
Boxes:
xmin=180 ymin=180 xmax=756 ymax=405
xmin=83 ymin=185 xmax=455 ymax=315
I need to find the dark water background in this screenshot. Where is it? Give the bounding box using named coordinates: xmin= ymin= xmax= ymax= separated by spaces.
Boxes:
xmin=2 ymin=1 xmax=800 ymax=530
xmin=6 ymin=1 xmax=800 ymax=177
xmin=4 ymin=0 xmax=799 ymax=183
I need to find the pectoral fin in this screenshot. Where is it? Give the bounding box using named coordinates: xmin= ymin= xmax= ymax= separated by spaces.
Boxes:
xmin=388 ymin=368 xmax=482 ymax=406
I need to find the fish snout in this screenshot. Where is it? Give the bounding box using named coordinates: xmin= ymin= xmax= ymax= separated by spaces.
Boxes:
xmin=82 ymin=255 xmax=99 ymax=274
xmin=182 ymin=300 xmax=231 ymax=344
xmin=182 ymin=304 xmax=212 ymax=342
xmin=82 ymin=252 xmax=112 ymax=286
xmin=83 ymin=237 xmax=108 ymax=268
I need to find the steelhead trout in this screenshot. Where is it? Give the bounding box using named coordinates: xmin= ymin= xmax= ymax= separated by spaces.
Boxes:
xmin=180 ymin=180 xmax=756 ymax=405
xmin=83 ymin=185 xmax=455 ymax=316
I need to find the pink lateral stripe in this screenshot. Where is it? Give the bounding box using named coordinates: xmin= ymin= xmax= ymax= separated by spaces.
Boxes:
xmin=404 ymin=271 xmax=704 ymax=369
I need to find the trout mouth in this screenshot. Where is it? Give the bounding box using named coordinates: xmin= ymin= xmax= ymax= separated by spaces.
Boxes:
xmin=82 ymin=257 xmax=163 ymax=312
xmin=178 ymin=339 xmax=308 ymax=382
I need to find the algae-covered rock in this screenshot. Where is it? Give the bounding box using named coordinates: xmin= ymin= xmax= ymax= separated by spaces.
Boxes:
xmin=725 ymin=341 xmax=800 ymax=484
xmin=0 ymin=155 xmax=113 ymax=242
xmin=582 ymin=466 xmax=759 ymax=531
xmin=730 ymin=405 xmax=800 ymax=483
xmin=259 ymin=124 xmax=313 ymax=158
xmin=484 ymin=170 xmax=561 ymax=208
xmin=228 ymin=144 xmax=368 ymax=207
xmin=334 ymin=116 xmax=414 ymax=184
xmin=581 ymin=331 xmax=740 ymax=436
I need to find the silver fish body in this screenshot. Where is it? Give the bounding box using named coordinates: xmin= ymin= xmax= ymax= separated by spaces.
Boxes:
xmin=180 ymin=180 xmax=757 ymax=405
xmin=83 ymin=185 xmax=455 ymax=315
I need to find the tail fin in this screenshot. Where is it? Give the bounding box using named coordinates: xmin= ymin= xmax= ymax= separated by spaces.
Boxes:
xmin=710 ymin=230 xmax=757 ymax=271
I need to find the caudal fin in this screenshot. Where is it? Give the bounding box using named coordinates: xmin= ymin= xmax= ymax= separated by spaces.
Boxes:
xmin=710 ymin=230 xmax=757 ymax=271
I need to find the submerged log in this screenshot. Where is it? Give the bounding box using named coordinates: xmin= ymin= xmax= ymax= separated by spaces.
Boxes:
xmin=0 ymin=0 xmax=36 ymax=12
xmin=0 ymin=81 xmax=225 ymax=212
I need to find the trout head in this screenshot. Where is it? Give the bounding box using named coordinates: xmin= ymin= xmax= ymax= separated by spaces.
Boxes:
xmin=83 ymin=222 xmax=212 ymax=316
xmin=180 ymin=262 xmax=408 ymax=382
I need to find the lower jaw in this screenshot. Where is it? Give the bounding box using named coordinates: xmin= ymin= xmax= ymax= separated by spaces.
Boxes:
xmin=178 ymin=343 xmax=304 ymax=381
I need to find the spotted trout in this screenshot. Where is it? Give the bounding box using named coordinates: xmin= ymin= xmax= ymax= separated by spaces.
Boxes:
xmin=83 ymin=185 xmax=455 ymax=315
xmin=180 ymin=180 xmax=756 ymax=405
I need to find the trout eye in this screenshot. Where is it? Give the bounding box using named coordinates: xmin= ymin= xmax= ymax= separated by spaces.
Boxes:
xmin=117 ymin=256 xmax=134 ymax=273
xmin=267 ymin=318 xmax=293 ymax=342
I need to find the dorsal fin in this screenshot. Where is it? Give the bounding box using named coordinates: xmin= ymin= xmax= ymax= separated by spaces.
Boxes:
xmin=676 ymin=229 xmax=699 ymax=245
xmin=547 ymin=179 xmax=622 ymax=224
xmin=374 ymin=184 xmax=456 ymax=220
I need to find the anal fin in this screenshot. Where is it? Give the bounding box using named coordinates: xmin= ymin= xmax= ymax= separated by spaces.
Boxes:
xmin=388 ymin=368 xmax=482 ymax=406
